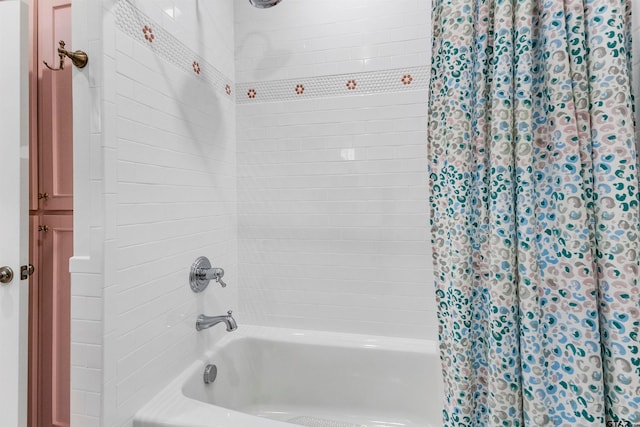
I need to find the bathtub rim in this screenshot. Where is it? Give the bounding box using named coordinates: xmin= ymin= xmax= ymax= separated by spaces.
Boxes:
xmin=133 ymin=324 xmax=442 ymax=427
xmin=203 ymin=324 xmax=439 ymax=354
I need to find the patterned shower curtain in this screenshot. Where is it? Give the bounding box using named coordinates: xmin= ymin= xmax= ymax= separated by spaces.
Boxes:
xmin=427 ymin=0 xmax=640 ymax=426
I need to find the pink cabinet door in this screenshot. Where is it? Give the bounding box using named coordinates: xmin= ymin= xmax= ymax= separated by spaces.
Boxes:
xmin=38 ymin=0 xmax=73 ymax=212
xmin=31 ymin=1 xmax=74 ymax=426
xmin=37 ymin=214 xmax=73 ymax=427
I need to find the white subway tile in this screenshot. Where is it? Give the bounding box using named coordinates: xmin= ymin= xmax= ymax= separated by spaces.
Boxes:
xmin=238 ymin=84 xmax=434 ymax=339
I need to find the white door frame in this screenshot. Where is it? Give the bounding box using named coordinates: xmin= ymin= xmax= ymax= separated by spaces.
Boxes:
xmin=0 ymin=2 xmax=30 ymax=427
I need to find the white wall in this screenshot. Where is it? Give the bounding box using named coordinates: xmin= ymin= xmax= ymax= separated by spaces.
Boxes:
xmin=110 ymin=2 xmax=236 ymax=425
xmin=69 ymin=1 xmax=107 ymax=425
xmin=235 ymin=0 xmax=429 ymax=81
xmin=235 ymin=0 xmax=437 ymax=340
xmin=71 ymin=1 xmax=236 ymax=426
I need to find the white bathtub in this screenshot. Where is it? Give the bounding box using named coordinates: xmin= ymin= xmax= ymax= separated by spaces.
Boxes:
xmin=134 ymin=325 xmax=444 ymax=427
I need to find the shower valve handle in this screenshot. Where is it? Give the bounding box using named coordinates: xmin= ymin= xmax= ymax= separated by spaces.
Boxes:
xmin=189 ymin=257 xmax=228 ymax=292
xmin=216 ymin=276 xmax=227 ymax=288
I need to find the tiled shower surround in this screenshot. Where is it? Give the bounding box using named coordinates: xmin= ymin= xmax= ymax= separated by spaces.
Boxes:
xmin=235 ymin=0 xmax=434 ymax=339
xmin=69 ymin=0 xmax=640 ymax=426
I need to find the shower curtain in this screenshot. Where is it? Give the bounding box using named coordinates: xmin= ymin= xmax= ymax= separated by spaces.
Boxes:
xmin=427 ymin=0 xmax=640 ymax=426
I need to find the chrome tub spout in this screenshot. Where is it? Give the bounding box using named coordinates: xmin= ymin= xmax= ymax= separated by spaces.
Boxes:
xmin=196 ymin=310 xmax=237 ymax=332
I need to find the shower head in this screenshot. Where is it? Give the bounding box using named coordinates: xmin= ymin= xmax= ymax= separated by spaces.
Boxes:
xmin=248 ymin=0 xmax=283 ymax=8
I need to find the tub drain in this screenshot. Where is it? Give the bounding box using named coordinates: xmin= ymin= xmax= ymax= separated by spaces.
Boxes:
xmin=287 ymin=416 xmax=366 ymax=427
xmin=203 ymin=364 xmax=217 ymax=384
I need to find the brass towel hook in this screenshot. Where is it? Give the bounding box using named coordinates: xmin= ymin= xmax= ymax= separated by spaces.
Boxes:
xmin=43 ymin=40 xmax=88 ymax=71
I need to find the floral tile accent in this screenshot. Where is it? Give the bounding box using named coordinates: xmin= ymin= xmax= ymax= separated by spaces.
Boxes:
xmin=118 ymin=1 xmax=428 ymax=106
xmin=117 ymin=0 xmax=234 ymax=105
xmin=142 ymin=25 xmax=155 ymax=43
xmin=236 ymin=66 xmax=429 ymax=104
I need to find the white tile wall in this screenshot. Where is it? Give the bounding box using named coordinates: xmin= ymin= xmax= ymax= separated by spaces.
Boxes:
xmin=123 ymin=0 xmax=235 ymax=79
xmin=70 ymin=0 xmax=108 ymax=425
xmin=108 ymin=17 xmax=236 ymax=427
xmin=237 ymin=91 xmax=437 ymax=340
xmin=114 ymin=0 xmax=235 ymax=102
xmin=235 ymin=0 xmax=436 ymax=340
xmin=234 ymin=0 xmax=431 ymax=82
xmin=71 ymin=1 xmax=236 ymax=426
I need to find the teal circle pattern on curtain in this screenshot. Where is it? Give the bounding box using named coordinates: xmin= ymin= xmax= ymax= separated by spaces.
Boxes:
xmin=427 ymin=0 xmax=640 ymax=425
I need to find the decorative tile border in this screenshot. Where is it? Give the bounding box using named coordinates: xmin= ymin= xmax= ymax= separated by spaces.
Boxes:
xmin=114 ymin=0 xmax=235 ymax=101
xmin=115 ymin=0 xmax=428 ymax=105
xmin=237 ymin=66 xmax=429 ymax=104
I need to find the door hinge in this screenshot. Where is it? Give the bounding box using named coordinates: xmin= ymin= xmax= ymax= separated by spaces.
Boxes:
xmin=38 ymin=225 xmax=49 ymax=232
